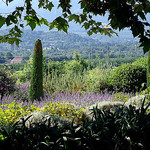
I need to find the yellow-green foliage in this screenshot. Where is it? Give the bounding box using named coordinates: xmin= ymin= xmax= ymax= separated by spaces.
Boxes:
xmin=41 ymin=101 xmax=85 ymax=124
xmin=113 ymin=92 xmax=131 ymax=102
xmin=0 ymin=101 xmax=40 ymax=126
xmin=0 ymin=101 xmax=86 ymax=127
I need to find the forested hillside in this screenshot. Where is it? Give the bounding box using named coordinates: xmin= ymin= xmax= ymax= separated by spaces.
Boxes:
xmin=0 ymin=29 xmax=144 ymax=62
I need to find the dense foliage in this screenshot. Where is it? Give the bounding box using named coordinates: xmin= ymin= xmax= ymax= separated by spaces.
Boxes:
xmin=0 ymin=57 xmax=150 ymax=149
xmin=108 ymin=57 xmax=147 ymax=93
xmin=41 ymin=101 xmax=86 ymax=124
xmin=0 ymin=100 xmax=86 ymax=127
xmin=1 ymin=1 xmax=150 ymax=149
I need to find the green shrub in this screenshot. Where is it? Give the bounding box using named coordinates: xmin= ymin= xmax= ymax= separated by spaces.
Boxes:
xmin=140 ymin=87 xmax=150 ymax=95
xmin=64 ymin=52 xmax=90 ymax=74
xmin=21 ymin=57 xmax=33 ymax=82
xmin=29 ymin=39 xmax=43 ymax=102
xmin=46 ymin=60 xmax=66 ymax=76
xmin=108 ymin=57 xmax=147 ymax=93
xmin=85 ymin=67 xmax=111 ymax=93
xmin=65 ymin=60 xmax=83 ymax=74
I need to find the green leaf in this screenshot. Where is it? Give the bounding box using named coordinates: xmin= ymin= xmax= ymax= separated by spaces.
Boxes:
xmin=38 ymin=0 xmax=44 ymax=8
xmin=15 ymin=38 xmax=22 ymax=46
xmin=6 ymin=15 xmax=12 ymax=26
xmin=46 ymin=2 xmax=54 ymax=11
xmin=69 ymin=14 xmax=79 ymax=22
xmin=39 ymin=18 xmax=49 ymax=26
xmin=0 ymin=34 xmax=22 ymax=46
xmin=80 ymin=1 xmax=85 ymax=9
xmin=137 ymin=12 xmax=146 ymax=20
xmin=29 ymin=20 xmax=36 ymax=30
xmin=87 ymin=30 xmax=93 ymax=36
xmin=0 ymin=16 xmax=5 ymax=28
xmin=83 ymin=22 xmax=90 ymax=30
xmin=134 ymin=4 xmax=143 ymax=13
xmin=144 ymin=2 xmax=150 ymax=13
xmin=49 ymin=17 xmax=69 ymax=33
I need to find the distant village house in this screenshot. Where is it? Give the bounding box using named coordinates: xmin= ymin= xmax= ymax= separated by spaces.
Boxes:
xmin=10 ymin=56 xmax=24 ymax=64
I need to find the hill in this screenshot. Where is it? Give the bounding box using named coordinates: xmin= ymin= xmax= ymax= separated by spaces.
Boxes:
xmin=0 ymin=29 xmax=144 ymax=61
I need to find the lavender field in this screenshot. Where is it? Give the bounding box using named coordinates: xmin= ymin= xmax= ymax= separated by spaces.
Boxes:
xmin=1 ymin=83 xmax=115 ymax=108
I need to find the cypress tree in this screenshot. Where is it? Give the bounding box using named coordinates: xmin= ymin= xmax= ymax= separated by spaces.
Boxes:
xmin=29 ymin=39 xmax=43 ymax=102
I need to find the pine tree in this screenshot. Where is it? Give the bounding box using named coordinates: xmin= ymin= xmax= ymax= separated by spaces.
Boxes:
xmin=29 ymin=39 xmax=43 ymax=102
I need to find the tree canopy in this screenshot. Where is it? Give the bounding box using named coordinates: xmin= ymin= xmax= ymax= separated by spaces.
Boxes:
xmin=0 ymin=0 xmax=150 ymax=53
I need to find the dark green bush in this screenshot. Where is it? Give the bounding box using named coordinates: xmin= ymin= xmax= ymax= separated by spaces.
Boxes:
xmin=108 ymin=57 xmax=147 ymax=93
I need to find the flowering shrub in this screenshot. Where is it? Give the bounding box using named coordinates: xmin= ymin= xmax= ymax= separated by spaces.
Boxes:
xmin=0 ymin=67 xmax=16 ymax=99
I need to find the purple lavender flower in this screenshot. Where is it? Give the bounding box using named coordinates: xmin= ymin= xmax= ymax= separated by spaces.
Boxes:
xmin=1 ymin=90 xmax=115 ymax=108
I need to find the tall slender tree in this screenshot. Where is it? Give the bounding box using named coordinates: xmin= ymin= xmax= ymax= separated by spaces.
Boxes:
xmin=29 ymin=39 xmax=43 ymax=102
